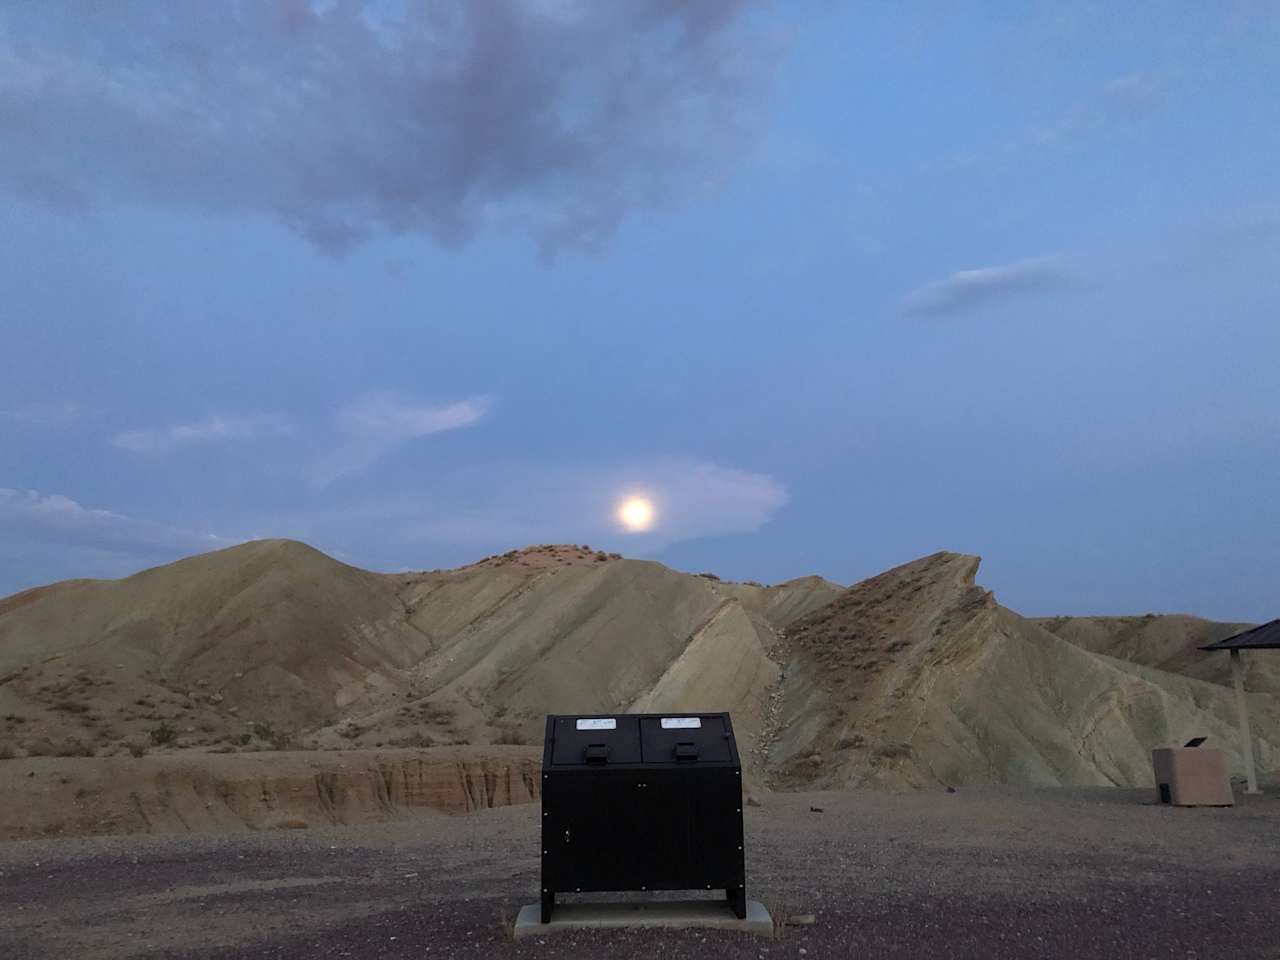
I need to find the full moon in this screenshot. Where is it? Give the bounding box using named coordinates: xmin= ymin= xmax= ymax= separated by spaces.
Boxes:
xmin=617 ymin=496 xmax=655 ymax=532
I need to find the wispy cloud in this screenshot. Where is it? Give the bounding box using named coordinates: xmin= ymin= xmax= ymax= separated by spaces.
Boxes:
xmin=363 ymin=456 xmax=787 ymax=552
xmin=0 ymin=487 xmax=236 ymax=556
xmin=0 ymin=399 xmax=84 ymax=428
xmin=901 ymin=256 xmax=1071 ymax=318
xmin=109 ymin=414 xmax=293 ymax=453
xmin=922 ymin=70 xmax=1172 ymax=178
xmin=0 ymin=2 xmax=775 ymax=256
xmin=1029 ymin=72 xmax=1168 ymax=148
xmin=313 ymin=393 xmax=490 ymax=486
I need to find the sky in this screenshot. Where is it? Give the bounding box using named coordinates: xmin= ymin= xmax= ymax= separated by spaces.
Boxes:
xmin=2 ymin=2 xmax=1279 ymax=620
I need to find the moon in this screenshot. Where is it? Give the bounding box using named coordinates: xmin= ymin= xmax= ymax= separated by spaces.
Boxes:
xmin=617 ymin=496 xmax=655 ymax=532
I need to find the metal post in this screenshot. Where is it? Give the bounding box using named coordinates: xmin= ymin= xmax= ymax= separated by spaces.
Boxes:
xmin=1230 ymin=650 xmax=1261 ymax=795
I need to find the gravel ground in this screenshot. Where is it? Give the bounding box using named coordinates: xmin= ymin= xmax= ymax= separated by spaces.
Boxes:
xmin=2 ymin=785 xmax=1278 ymax=959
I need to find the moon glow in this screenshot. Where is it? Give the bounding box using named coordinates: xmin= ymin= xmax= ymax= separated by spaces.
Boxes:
xmin=617 ymin=496 xmax=655 ymax=532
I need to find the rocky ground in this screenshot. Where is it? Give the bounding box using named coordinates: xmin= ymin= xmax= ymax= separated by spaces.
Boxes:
xmin=3 ymin=784 xmax=1278 ymax=959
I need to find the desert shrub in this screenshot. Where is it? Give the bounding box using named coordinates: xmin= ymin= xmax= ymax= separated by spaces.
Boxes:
xmin=267 ymin=730 xmax=295 ymax=750
xmin=127 ymin=742 xmax=147 ymax=757
xmin=417 ymin=704 xmax=452 ymax=724
xmin=0 ymin=743 xmax=14 ymax=760
xmin=149 ymin=722 xmax=177 ymax=746
xmin=53 ymin=699 xmax=90 ymax=714
xmin=252 ymin=722 xmax=294 ymax=750
xmin=337 ymin=724 xmax=361 ymax=740
xmin=493 ymin=729 xmax=527 ymax=745
xmin=594 ymin=551 xmax=608 ymax=561
xmin=697 ymin=572 xmax=721 ymax=581
xmin=54 ymin=740 xmax=95 ymax=758
xmin=237 ymin=732 xmax=253 ymax=746
xmin=389 ymin=731 xmax=435 ymax=748
xmin=874 ymin=742 xmax=913 ymax=760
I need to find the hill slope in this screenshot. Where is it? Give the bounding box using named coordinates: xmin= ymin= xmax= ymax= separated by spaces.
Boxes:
xmin=1033 ymin=614 xmax=1280 ymax=697
xmin=766 ymin=553 xmax=1280 ymax=789
xmin=1 ymin=541 xmax=1275 ymax=796
xmin=0 ymin=540 xmax=841 ymax=762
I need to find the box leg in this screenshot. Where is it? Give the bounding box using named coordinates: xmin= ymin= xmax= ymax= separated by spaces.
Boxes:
xmin=541 ymin=889 xmax=555 ymax=923
xmin=727 ymin=887 xmax=747 ymax=919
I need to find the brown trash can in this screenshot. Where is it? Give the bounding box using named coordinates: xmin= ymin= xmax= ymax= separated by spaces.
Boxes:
xmin=1152 ymin=743 xmax=1234 ymax=807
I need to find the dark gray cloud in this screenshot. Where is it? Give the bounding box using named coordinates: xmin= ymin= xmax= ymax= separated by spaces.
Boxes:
xmin=0 ymin=1 xmax=772 ymax=256
xmin=901 ymin=256 xmax=1071 ymax=318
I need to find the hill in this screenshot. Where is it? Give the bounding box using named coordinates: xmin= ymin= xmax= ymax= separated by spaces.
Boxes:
xmin=1 ymin=539 xmax=1277 ymax=836
xmin=0 ymin=540 xmax=841 ymax=763
xmin=1032 ymin=613 xmax=1280 ymax=697
xmin=765 ymin=552 xmax=1279 ymax=789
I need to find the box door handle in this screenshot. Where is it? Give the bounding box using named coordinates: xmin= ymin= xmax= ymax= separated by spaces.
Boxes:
xmin=584 ymin=744 xmax=609 ymax=764
xmin=674 ymin=742 xmax=699 ymax=761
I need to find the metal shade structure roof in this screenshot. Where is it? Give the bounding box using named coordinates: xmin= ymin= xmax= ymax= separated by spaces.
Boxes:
xmin=1200 ymin=618 xmax=1280 ymax=651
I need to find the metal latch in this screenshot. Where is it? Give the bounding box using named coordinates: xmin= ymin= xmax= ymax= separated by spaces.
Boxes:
xmin=674 ymin=742 xmax=699 ymax=762
xmin=584 ymin=743 xmax=609 ymax=764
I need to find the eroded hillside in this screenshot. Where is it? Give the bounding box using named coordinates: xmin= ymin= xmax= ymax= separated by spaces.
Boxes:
xmin=765 ymin=553 xmax=1280 ymax=789
xmin=1 ymin=538 xmax=1276 ymax=836
xmin=0 ymin=540 xmax=841 ymax=766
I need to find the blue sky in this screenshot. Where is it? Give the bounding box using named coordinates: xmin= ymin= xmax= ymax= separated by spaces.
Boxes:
xmin=3 ymin=2 xmax=1278 ymax=620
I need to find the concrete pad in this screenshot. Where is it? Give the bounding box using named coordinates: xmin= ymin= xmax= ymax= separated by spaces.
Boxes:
xmin=513 ymin=899 xmax=773 ymax=940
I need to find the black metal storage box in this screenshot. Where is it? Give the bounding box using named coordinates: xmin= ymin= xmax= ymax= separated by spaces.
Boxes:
xmin=539 ymin=712 xmax=747 ymax=922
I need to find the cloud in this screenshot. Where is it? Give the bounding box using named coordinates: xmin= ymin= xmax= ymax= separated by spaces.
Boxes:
xmin=0 ymin=488 xmax=237 ymax=557
xmin=314 ymin=393 xmax=490 ymax=486
xmin=0 ymin=1 xmax=774 ymax=256
xmin=1028 ymin=73 xmax=1168 ymax=148
xmin=109 ymin=414 xmax=293 ymax=453
xmin=0 ymin=399 xmax=84 ymax=428
xmin=337 ymin=393 xmax=488 ymax=444
xmin=373 ymin=456 xmax=787 ymax=552
xmin=901 ymin=256 xmax=1071 ymax=318
xmin=1103 ymin=71 xmax=1167 ymax=111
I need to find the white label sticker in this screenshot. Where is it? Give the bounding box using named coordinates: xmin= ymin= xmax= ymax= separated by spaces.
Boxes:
xmin=661 ymin=717 xmax=702 ymax=729
xmin=576 ymin=718 xmax=616 ymax=731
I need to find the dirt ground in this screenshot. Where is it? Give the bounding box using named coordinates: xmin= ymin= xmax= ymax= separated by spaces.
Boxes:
xmin=2 ymin=785 xmax=1278 ymax=959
